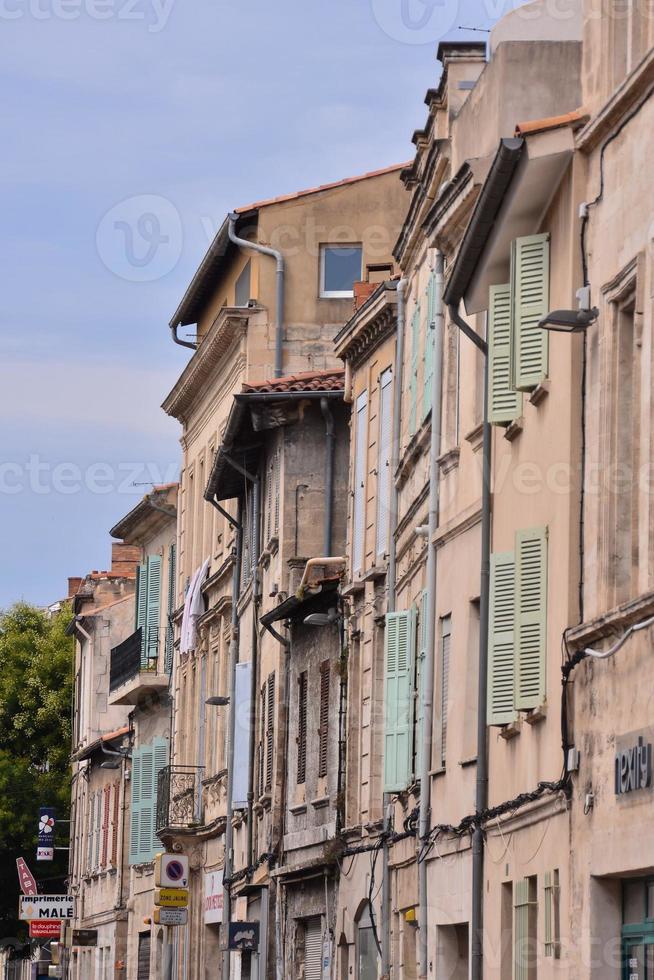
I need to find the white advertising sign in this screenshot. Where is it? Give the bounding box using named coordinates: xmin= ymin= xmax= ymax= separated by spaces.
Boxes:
xmin=233 ymin=662 xmax=252 ymax=809
xmin=19 ymin=895 xmax=75 ymax=921
xmin=204 ymin=869 xmax=223 ymax=924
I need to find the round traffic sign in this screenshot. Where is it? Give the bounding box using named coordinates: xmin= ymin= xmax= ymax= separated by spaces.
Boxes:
xmin=166 ymin=860 xmax=185 ymax=882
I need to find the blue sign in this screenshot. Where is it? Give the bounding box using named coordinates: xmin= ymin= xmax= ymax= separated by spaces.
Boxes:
xmin=37 ymin=807 xmax=56 ymax=861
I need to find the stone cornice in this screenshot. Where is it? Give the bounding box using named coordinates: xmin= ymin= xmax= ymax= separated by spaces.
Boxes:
xmin=333 ymin=286 xmax=397 ymax=368
xmin=565 ymin=591 xmax=654 ymax=648
xmin=576 ymin=47 xmax=654 ymax=154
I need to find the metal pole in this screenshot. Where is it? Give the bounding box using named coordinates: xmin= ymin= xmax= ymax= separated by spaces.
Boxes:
xmin=418 ymin=253 xmax=444 ymax=978
xmin=222 ymin=500 xmax=243 ymax=980
xmin=163 ymin=926 xmax=173 ymax=980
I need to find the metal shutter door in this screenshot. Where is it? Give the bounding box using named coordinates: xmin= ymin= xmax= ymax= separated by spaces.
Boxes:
xmin=137 ymin=932 xmax=151 ymax=980
xmin=304 ymin=918 xmax=323 ymax=980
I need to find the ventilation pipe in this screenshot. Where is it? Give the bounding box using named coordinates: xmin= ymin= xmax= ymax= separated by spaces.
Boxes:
xmin=228 ymin=213 xmax=285 ymax=377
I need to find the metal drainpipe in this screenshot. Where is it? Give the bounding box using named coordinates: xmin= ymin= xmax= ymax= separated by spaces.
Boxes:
xmin=320 ymin=397 xmax=335 ymax=556
xmin=418 ymin=252 xmax=444 ymax=979
xmin=169 ymin=323 xmax=197 ymax=350
xmin=447 ymin=303 xmax=490 ymax=980
xmin=381 ymin=276 xmax=408 ymax=978
xmin=247 ymin=475 xmax=262 ymax=869
xmin=228 ymin=213 xmax=285 ymax=378
xmin=221 ymin=499 xmax=243 ymax=980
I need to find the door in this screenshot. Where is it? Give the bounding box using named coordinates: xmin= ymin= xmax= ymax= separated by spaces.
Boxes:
xmin=137 ymin=931 xmax=151 ymax=980
xmin=304 ymin=917 xmax=323 ymax=980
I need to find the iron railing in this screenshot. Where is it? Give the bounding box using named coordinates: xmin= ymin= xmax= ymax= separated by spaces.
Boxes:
xmin=156 ymin=765 xmax=203 ymax=833
xmin=109 ymin=627 xmax=159 ymax=691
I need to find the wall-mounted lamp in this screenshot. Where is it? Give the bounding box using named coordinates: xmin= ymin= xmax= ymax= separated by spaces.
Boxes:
xmin=538 ymin=307 xmax=599 ymax=333
xmin=303 ymin=608 xmax=339 ymax=628
xmin=205 ymin=696 xmax=230 ymax=707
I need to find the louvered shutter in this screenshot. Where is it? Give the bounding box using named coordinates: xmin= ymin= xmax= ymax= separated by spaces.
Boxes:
xmin=136 ymin=564 xmax=148 ymax=657
xmin=111 ymin=782 xmax=120 ymax=866
xmin=318 ymin=661 xmax=330 ymax=778
xmin=265 ymin=457 xmax=273 ymax=542
xmin=233 ymin=662 xmax=252 ymax=809
xmin=273 ymin=450 xmax=280 ymax=535
xmin=488 ymin=283 xmax=521 ymax=425
xmin=376 ymin=368 xmax=393 ymax=557
xmin=101 ymin=785 xmax=111 ymax=867
xmin=487 ymin=553 xmax=516 ymax=725
xmin=352 ymin=391 xmax=368 ymax=573
xmin=514 ymin=879 xmax=530 ymax=980
xmin=146 ymin=555 xmax=162 ymax=665
xmin=423 ymin=274 xmax=436 ymax=419
xmin=87 ymin=791 xmax=95 ymax=871
xmin=304 ymin=918 xmax=323 ymax=980
xmin=94 ymin=790 xmax=102 ymax=869
xmin=383 ymin=609 xmax=416 ymax=792
xmin=440 ymin=616 xmax=451 ymax=768
xmin=297 ymin=671 xmax=308 ymax=785
xmin=409 ymin=305 xmax=420 ymax=436
xmin=129 ymin=748 xmax=142 ymax=864
xmin=515 ymin=527 xmax=548 ymax=710
xmin=258 ymin=684 xmax=265 ymax=798
xmin=164 ymin=544 xmax=176 ymax=674
xmin=138 ymin=744 xmax=154 ymax=862
xmin=511 ymin=234 xmax=550 ymax=390
xmin=415 ymin=593 xmax=428 ymax=776
xmin=152 ymin=738 xmax=168 ymax=855
xmin=241 ymin=503 xmax=251 ymax=588
xmin=265 ymin=673 xmax=275 ymax=792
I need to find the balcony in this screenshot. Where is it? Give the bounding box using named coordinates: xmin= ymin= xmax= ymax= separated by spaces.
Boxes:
xmin=156 ymin=765 xmax=204 ymax=835
xmin=108 ymin=627 xmax=170 ymax=706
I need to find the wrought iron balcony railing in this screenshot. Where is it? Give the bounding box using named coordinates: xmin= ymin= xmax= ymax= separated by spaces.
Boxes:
xmin=109 ymin=627 xmax=160 ymax=691
xmin=156 ymin=765 xmax=203 ymax=833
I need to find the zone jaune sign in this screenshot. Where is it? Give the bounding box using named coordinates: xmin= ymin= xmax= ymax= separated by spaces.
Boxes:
xmin=154 ymin=887 xmax=189 ymax=908
xmin=19 ymin=895 xmax=75 ymax=921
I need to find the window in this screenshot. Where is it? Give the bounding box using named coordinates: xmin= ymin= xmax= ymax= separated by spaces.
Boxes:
xmin=129 ymin=738 xmax=168 ymax=865
xmin=234 ymin=259 xmax=251 ymax=307
xmin=383 ymin=609 xmax=416 ymax=791
xmin=544 ymin=870 xmax=560 ymax=958
xmin=320 ymin=244 xmax=362 ymax=298
xmin=297 ymin=671 xmax=308 ymax=785
xmin=376 ymin=368 xmax=393 ymax=557
xmin=514 ymin=876 xmax=538 ymax=980
xmin=259 ymin=672 xmax=275 ymax=794
xmin=440 ymin=615 xmax=451 ymax=768
xmin=318 ymin=661 xmax=330 ymax=778
xmin=264 ymin=448 xmax=281 ymax=545
xmin=352 ymin=391 xmax=368 ymax=574
xmin=487 ymin=527 xmax=548 ymax=725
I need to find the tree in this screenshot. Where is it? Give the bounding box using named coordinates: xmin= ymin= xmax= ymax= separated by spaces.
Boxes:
xmin=0 ymin=602 xmax=73 ymax=940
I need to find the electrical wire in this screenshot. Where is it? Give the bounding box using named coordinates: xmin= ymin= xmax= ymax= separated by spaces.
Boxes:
xmin=367 ymin=837 xmax=384 ymax=957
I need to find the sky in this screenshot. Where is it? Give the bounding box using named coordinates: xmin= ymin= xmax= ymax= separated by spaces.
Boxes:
xmin=0 ymin=0 xmax=518 ymax=608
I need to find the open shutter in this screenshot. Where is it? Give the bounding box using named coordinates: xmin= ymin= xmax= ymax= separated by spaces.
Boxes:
xmin=136 ymin=563 xmax=148 ymax=657
xmin=423 ymin=274 xmax=436 ymax=419
xmin=87 ymin=791 xmax=95 ymax=871
xmin=273 ymin=449 xmax=280 ymax=536
xmin=318 ymin=661 xmax=330 ymax=778
xmin=146 ymin=555 xmax=162 ymax=665
xmin=440 ymin=616 xmax=451 ymax=768
xmin=265 ymin=673 xmax=275 ymax=792
xmin=409 ymin=305 xmax=420 ymax=436
xmin=138 ymin=744 xmax=155 ymax=861
xmin=383 ymin=609 xmax=416 ymax=792
xmin=111 ymin=782 xmax=120 ymax=866
xmin=376 ymin=368 xmax=393 ymax=557
xmin=415 ymin=592 xmax=428 ymax=777
xmin=511 ymin=234 xmax=550 ymax=390
xmin=297 ymin=671 xmax=308 ymax=785
xmin=487 ymin=553 xmax=516 ymax=725
xmin=164 ymin=544 xmax=176 ymax=673
xmin=129 ymin=748 xmax=142 ymax=864
xmin=152 ymin=737 xmax=168 ymax=855
xmin=352 ymin=391 xmax=368 ymax=573
xmin=488 ymin=284 xmax=521 ymax=425
xmin=515 ymin=527 xmax=548 ymax=710
xmin=514 ymin=879 xmax=530 ymax=980
xmin=101 ymin=785 xmax=111 ymax=867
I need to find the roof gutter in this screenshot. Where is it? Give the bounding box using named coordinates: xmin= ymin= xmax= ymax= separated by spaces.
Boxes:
xmin=228 ymin=213 xmax=285 ymax=377
xmin=170 ymin=323 xmax=197 ymax=350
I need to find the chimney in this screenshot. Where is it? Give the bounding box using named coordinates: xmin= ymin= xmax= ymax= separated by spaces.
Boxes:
xmin=67 ymin=577 xmax=83 ymax=598
xmin=111 ymin=542 xmax=141 ymax=578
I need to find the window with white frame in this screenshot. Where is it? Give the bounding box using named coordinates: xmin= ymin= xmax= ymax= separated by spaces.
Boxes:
xmin=319 ymin=244 xmax=362 ymax=298
xmin=352 ymin=390 xmax=368 ymax=573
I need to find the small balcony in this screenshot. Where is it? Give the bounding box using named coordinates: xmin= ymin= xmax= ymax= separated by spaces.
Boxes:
xmin=108 ymin=627 xmax=170 ymax=706
xmin=156 ymin=765 xmax=204 ymax=835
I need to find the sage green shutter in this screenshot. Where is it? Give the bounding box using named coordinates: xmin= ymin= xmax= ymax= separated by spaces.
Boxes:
xmin=515 ymin=527 xmax=548 ymax=710
xmin=514 ymin=879 xmax=530 ymax=980
xmin=487 ymin=552 xmax=516 ymax=725
xmin=423 ymin=275 xmax=435 ymax=420
xmin=129 ymin=747 xmax=142 ymax=864
xmin=384 ymin=609 xmax=416 ymax=792
xmin=152 ymin=737 xmax=168 ymax=853
xmin=511 ymin=234 xmax=550 ymax=390
xmin=164 ymin=544 xmax=176 ymax=674
xmin=408 ymin=305 xmax=420 ymax=436
xmin=145 ymin=555 xmax=162 ymax=664
xmin=415 ymin=592 xmax=428 ymax=776
xmin=488 ymin=283 xmax=521 ymax=424
xmin=136 ymin=563 xmax=148 ymax=656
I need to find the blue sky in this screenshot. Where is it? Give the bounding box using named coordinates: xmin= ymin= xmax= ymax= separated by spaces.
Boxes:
xmin=0 ymin=0 xmax=513 ymax=608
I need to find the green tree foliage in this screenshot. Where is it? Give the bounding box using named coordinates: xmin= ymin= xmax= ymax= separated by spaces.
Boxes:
xmin=0 ymin=602 xmax=73 ymax=940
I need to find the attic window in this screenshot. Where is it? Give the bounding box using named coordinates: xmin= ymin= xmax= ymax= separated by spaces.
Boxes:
xmin=320 ymin=244 xmax=362 ymax=298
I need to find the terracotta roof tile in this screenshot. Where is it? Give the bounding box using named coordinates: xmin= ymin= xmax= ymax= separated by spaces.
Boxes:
xmin=234 ymin=163 xmax=410 ymax=214
xmin=514 ymin=109 xmax=589 ymax=138
xmin=242 ymin=368 xmax=345 ymax=394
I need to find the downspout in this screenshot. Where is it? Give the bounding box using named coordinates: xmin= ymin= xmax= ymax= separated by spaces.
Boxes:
xmin=247 ymin=474 xmax=262 ymax=868
xmin=418 ymin=252 xmax=444 ymax=979
xmin=228 ymin=213 xmax=285 ymax=378
xmin=381 ymin=275 xmax=408 ymax=978
xmin=169 ymin=324 xmax=197 ymax=351
xmin=320 ymin=398 xmax=335 ymax=556
xmin=447 ymin=302 xmax=490 ymax=980
xmin=220 ymin=499 xmax=243 ymax=980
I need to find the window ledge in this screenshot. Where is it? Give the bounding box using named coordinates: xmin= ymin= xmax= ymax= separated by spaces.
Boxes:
xmin=503 ymin=417 xmax=524 ymax=442
xmin=523 ymin=704 xmax=547 ymax=725
xmin=464 ymin=422 xmax=484 ymax=453
xmin=310 ymin=796 xmax=330 ymax=810
xmin=290 ymin=802 xmax=307 ymax=816
xmin=438 ymin=447 xmax=460 ymax=475
xmin=529 ymin=380 xmax=550 ymax=406
xmin=341 ymin=578 xmax=366 ymax=597
xmin=459 ymin=756 xmax=478 ymax=768
xmin=498 ymin=719 xmax=521 ymax=740
xmin=429 ymin=766 xmax=446 ymax=778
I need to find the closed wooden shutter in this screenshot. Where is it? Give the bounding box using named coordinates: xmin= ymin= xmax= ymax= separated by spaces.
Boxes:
xmin=164 ymin=544 xmax=176 ymax=674
xmin=544 ymin=869 xmax=560 ymax=957
xmin=376 ymin=367 xmax=393 ymax=557
xmin=136 ymin=563 xmax=148 ymax=656
xmin=304 ymin=918 xmax=323 ymax=980
xmin=488 ymin=283 xmax=521 ymax=425
xmin=487 ymin=552 xmax=516 ymax=725
xmin=101 ymin=785 xmax=111 ymax=867
xmin=258 ymin=684 xmax=265 ymax=798
xmin=273 ymin=449 xmax=280 ymax=536
xmin=514 ymin=880 xmax=530 ymax=980
xmin=265 ymin=673 xmax=275 ymax=792
xmin=139 ymin=744 xmax=155 ymax=860
xmin=511 ymin=234 xmax=550 ymax=390
xmin=515 ymin=527 xmax=548 ymax=710
xmin=383 ymin=609 xmax=416 ymax=792
xmin=297 ymin=671 xmax=308 ymax=785
xmin=440 ymin=615 xmax=451 ymax=768
xmin=111 ymin=781 xmax=120 ymax=866
xmin=423 ymin=273 xmax=436 ymax=419
xmin=409 ymin=304 xmax=420 ymax=436
xmin=233 ymin=662 xmax=252 ymax=809
xmin=415 ymin=592 xmax=428 ymax=776
xmin=94 ymin=790 xmax=102 ymax=869
xmin=352 ymin=390 xmax=368 ymax=573
xmin=129 ymin=748 xmax=142 ymax=864
xmin=146 ymin=555 xmax=162 ymax=664
xmin=87 ymin=790 xmax=95 ymax=871
xmin=318 ymin=661 xmax=330 ymax=778
xmin=137 ymin=931 xmax=151 ymax=980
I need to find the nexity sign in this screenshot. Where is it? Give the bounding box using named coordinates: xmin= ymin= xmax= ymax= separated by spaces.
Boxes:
xmin=19 ymin=895 xmax=75 ymax=921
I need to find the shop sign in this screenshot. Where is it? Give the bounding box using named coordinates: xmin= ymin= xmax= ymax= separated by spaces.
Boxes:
xmin=228 ymin=922 xmax=259 ymax=951
xmin=29 ymin=920 xmax=61 ymax=939
xmin=16 ymin=857 xmax=38 ymax=896
xmin=19 ymin=895 xmax=75 ymax=921
xmin=615 ymin=735 xmax=652 ymax=795
xmin=37 ymin=808 xmax=56 ymax=862
xmin=203 ymin=870 xmax=223 ymax=925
